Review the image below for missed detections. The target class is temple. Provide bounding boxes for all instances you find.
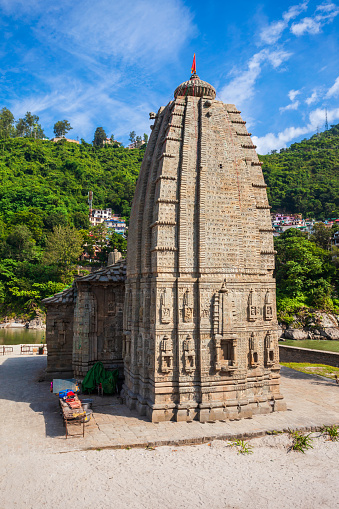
[45,71,286,422]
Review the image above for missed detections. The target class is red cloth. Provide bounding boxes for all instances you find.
[191,54,196,74]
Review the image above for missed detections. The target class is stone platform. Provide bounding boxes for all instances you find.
[0,356,338,454]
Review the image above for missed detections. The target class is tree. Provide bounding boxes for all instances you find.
[0,108,15,138]
[16,112,45,139]
[129,131,136,143]
[143,133,148,144]
[310,222,333,250]
[43,225,83,281]
[93,127,107,147]
[1,225,39,261]
[53,120,73,138]
[135,135,142,147]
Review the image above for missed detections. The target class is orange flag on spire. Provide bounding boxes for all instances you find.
[191,54,196,74]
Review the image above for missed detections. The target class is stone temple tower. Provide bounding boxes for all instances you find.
[122,71,286,422]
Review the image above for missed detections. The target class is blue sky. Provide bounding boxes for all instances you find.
[1,0,339,153]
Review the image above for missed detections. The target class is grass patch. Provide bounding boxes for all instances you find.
[322,425,339,441]
[289,431,313,453]
[280,340,339,353]
[281,362,339,380]
[230,439,253,455]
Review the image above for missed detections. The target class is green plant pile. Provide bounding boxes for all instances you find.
[261,124,339,219]
[0,137,143,319]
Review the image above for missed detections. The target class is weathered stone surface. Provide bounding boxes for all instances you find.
[320,327,339,340]
[123,72,285,422]
[284,329,310,340]
[44,259,126,379]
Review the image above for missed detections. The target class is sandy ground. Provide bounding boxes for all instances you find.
[1,355,339,509]
[1,434,339,509]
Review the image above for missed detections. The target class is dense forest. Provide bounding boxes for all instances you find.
[0,123,338,321]
[261,124,339,219]
[0,137,143,318]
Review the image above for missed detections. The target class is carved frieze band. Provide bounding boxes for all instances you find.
[150,220,176,228]
[251,161,263,166]
[259,228,275,233]
[154,175,176,184]
[231,119,246,124]
[260,250,277,255]
[227,110,241,114]
[241,143,257,149]
[150,246,178,252]
[237,132,252,136]
[256,204,272,209]
[158,153,175,161]
[156,198,179,204]
[161,136,182,143]
[252,182,267,188]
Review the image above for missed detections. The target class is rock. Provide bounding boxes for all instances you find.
[314,312,338,328]
[320,327,339,340]
[284,329,309,340]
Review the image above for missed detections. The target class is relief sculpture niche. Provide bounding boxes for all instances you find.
[183,334,195,373]
[183,288,193,322]
[264,289,273,321]
[248,332,259,368]
[264,330,275,367]
[247,289,258,322]
[160,289,171,324]
[159,335,173,373]
[213,282,237,372]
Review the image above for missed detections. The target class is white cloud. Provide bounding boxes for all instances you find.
[253,106,339,153]
[259,2,308,44]
[219,49,291,107]
[291,3,339,35]
[280,100,300,112]
[305,89,318,105]
[288,89,301,101]
[326,76,339,97]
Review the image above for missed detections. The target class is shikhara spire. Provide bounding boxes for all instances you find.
[122,72,286,422]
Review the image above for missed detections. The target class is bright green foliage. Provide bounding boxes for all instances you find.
[280,362,339,379]
[322,425,339,441]
[43,225,84,280]
[0,137,144,317]
[261,124,339,219]
[289,431,313,453]
[274,229,338,318]
[0,137,143,223]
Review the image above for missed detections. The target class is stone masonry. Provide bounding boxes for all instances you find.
[122,72,286,422]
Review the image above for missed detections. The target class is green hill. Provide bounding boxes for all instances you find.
[0,137,144,233]
[260,124,339,219]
